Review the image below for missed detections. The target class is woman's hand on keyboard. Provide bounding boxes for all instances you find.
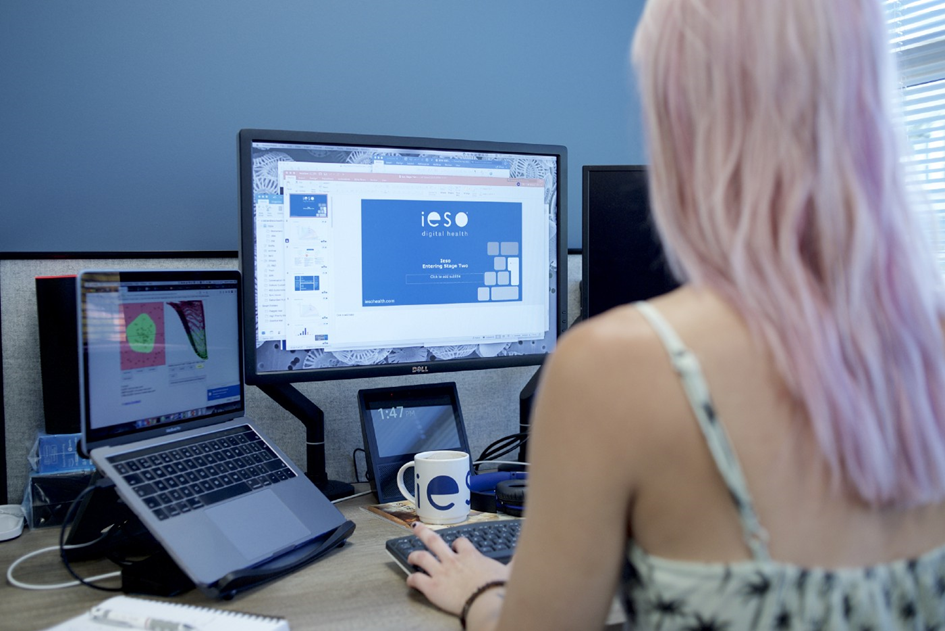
[405,522,511,618]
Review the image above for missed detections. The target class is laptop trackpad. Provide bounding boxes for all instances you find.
[206,489,311,561]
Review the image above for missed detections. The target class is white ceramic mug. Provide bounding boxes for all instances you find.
[397,450,471,525]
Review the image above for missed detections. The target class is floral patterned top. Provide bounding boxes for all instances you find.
[622,302,945,630]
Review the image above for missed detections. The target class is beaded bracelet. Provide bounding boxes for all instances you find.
[459,580,507,629]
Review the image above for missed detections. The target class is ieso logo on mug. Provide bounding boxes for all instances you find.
[397,450,471,525]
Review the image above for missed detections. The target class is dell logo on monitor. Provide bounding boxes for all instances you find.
[412,366,429,373]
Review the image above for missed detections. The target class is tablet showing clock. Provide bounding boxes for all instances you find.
[358,382,470,503]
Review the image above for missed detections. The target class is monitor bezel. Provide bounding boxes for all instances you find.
[238,128,568,386]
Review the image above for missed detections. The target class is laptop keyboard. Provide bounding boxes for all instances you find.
[386,520,522,573]
[107,425,296,521]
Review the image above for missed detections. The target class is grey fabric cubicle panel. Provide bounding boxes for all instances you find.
[0,256,583,504]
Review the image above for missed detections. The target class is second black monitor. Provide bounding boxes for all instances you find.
[581,165,678,320]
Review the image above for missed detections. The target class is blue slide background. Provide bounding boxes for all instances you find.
[289,194,328,218]
[361,199,522,306]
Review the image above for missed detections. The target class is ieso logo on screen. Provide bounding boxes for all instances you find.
[420,210,469,228]
[361,200,523,307]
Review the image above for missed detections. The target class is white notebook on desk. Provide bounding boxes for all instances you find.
[44,595,288,631]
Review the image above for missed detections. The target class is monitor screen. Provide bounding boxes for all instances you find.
[581,165,678,319]
[239,129,568,384]
[79,270,244,452]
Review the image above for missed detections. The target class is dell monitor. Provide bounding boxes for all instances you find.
[238,129,567,496]
[581,165,678,320]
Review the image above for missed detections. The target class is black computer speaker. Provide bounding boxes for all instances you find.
[35,275,81,435]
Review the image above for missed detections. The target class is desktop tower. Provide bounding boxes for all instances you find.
[35,275,81,434]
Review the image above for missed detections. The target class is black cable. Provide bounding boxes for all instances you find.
[476,432,529,470]
[478,432,528,460]
[352,447,372,483]
[58,481,123,592]
[483,438,528,464]
[478,433,523,460]
[103,517,160,567]
[477,442,518,462]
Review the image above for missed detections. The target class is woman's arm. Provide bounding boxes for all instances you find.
[407,311,657,630]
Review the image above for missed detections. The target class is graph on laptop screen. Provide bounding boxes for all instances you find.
[80,271,244,452]
[238,129,568,384]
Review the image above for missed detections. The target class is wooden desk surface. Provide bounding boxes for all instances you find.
[0,485,624,630]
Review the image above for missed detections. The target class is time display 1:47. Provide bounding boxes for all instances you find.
[377,406,405,420]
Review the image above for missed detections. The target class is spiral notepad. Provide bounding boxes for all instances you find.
[44,595,289,631]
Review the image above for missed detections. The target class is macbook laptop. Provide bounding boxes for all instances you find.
[77,269,353,598]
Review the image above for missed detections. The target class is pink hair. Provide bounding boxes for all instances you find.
[632,0,945,507]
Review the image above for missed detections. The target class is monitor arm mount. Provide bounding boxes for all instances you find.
[258,383,354,501]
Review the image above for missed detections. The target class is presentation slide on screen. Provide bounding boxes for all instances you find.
[85,287,241,430]
[360,199,523,307]
[259,163,551,352]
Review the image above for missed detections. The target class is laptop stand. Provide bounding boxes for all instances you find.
[63,475,356,599]
[210,518,356,599]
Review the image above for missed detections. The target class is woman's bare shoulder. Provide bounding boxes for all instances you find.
[539,289,741,441]
[538,301,683,436]
[551,306,660,381]
[550,289,713,383]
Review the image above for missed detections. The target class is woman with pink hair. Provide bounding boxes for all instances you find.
[405,1,945,628]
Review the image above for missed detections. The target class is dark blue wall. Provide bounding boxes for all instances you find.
[0,1,646,253]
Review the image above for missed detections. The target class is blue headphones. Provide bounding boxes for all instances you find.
[469,471,528,516]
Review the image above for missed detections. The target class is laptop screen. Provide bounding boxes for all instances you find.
[79,270,244,452]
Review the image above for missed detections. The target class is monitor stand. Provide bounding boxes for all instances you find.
[258,384,355,501]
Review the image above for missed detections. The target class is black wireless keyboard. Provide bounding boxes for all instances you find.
[386,519,523,574]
